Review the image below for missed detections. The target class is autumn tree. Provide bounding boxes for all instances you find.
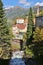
[33,27,43,57]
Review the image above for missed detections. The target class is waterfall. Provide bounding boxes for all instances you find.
[9,51,25,65]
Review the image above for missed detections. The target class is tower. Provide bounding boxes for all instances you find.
[36,5,40,16]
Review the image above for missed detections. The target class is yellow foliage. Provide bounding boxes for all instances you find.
[25,46,34,58]
[33,27,43,42]
[11,43,20,51]
[39,10,43,16]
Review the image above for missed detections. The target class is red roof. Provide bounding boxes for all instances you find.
[16,24,26,30]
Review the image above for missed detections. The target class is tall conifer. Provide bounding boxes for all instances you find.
[27,8,34,45]
[0,0,11,59]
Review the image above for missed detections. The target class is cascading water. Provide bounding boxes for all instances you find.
[9,51,38,65]
[9,51,25,65]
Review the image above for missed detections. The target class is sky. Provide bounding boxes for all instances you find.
[2,0,43,8]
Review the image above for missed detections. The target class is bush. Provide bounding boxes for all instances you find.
[24,46,34,58]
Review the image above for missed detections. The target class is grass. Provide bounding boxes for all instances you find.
[11,43,20,51]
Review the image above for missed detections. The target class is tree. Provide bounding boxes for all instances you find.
[26,7,34,45]
[39,10,43,16]
[33,27,43,57]
[33,27,43,42]
[24,8,34,58]
[0,0,11,59]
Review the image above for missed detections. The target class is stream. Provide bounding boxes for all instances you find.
[9,51,25,65]
[9,51,38,65]
[0,51,38,65]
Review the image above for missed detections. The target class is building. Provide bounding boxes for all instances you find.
[35,16,43,27]
[12,18,28,50]
[33,5,43,27]
[16,18,24,24]
[12,18,28,39]
[12,24,27,40]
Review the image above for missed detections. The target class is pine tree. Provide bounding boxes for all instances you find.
[26,7,34,45]
[0,0,11,59]
[33,27,43,56]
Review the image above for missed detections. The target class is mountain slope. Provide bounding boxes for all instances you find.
[5,6,29,20]
[5,6,43,21]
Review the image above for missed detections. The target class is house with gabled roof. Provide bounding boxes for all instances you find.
[12,18,28,40]
[12,17,28,50]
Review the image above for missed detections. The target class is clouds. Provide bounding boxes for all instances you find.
[4,6,14,9]
[19,0,31,6]
[19,0,43,7]
[3,0,43,8]
[35,2,43,6]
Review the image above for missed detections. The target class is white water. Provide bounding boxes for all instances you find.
[11,51,24,59]
[9,51,25,65]
[9,51,38,65]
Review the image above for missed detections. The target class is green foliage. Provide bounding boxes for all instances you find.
[33,27,43,57]
[25,46,34,58]
[24,8,34,58]
[23,33,27,41]
[33,27,43,42]
[0,0,11,59]
[27,8,34,39]
[39,10,43,16]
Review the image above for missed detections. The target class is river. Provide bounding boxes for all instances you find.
[9,51,25,65]
[0,51,38,65]
[9,51,38,65]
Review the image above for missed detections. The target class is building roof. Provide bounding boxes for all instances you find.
[16,24,26,30]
